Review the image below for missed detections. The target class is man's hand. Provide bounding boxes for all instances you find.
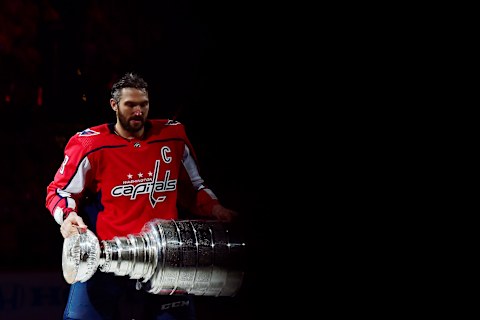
[212,204,238,222]
[60,211,88,238]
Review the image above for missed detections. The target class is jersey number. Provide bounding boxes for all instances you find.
[60,155,69,174]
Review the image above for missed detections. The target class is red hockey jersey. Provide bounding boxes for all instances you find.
[46,119,219,240]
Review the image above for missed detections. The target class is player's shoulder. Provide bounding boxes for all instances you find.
[148,119,187,136]
[149,119,184,127]
[75,123,112,139]
[67,123,114,149]
[76,124,110,137]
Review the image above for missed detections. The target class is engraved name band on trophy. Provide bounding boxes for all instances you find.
[62,219,246,297]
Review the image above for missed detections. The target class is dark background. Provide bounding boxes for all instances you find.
[0,0,274,318]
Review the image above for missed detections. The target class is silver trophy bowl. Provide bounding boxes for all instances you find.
[62,219,246,297]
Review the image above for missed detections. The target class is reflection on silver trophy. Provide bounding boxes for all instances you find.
[62,219,246,297]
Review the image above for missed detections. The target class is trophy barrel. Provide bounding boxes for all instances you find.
[138,219,246,297]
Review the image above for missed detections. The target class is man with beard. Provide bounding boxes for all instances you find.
[46,72,237,319]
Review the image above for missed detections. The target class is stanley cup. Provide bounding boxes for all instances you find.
[62,219,246,297]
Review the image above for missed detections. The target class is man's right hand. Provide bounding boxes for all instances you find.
[60,211,88,238]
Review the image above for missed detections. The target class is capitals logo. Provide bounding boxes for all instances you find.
[110,159,177,208]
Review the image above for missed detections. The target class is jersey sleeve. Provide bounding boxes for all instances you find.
[45,134,91,225]
[177,129,220,217]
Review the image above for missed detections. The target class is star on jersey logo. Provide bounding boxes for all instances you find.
[78,128,100,137]
[127,172,150,179]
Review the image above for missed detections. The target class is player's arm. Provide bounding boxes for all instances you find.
[45,136,90,237]
[179,144,237,222]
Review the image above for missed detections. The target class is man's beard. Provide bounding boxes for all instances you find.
[118,112,144,133]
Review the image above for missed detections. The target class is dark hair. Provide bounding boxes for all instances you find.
[110,72,149,103]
